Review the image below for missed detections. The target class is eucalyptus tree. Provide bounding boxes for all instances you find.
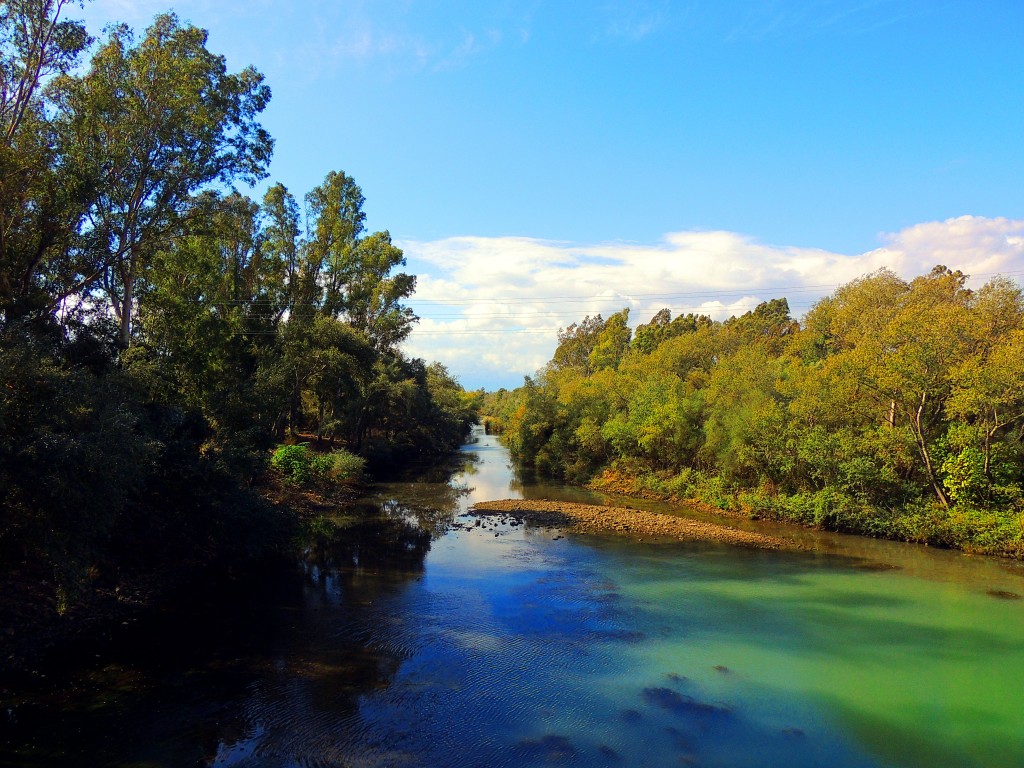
[57,12,272,346]
[588,308,631,371]
[302,170,365,319]
[346,230,416,351]
[0,0,90,320]
[550,314,606,374]
[260,183,301,320]
[944,278,1024,503]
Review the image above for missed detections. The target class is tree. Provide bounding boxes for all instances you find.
[588,308,631,371]
[0,0,91,320]
[631,308,672,355]
[1,0,89,140]
[132,192,284,436]
[57,13,272,345]
[551,314,605,374]
[945,280,1024,501]
[346,231,417,351]
[303,170,365,319]
[260,183,301,320]
[819,267,975,508]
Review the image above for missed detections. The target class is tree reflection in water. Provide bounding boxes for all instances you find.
[0,483,471,767]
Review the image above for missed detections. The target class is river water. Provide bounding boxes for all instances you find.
[3,426,1024,767]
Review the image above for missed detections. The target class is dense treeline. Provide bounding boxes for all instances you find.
[484,267,1024,557]
[0,1,477,630]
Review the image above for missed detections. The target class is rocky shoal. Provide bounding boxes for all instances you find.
[470,499,799,551]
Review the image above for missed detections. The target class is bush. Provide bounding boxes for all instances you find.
[812,487,857,530]
[692,474,736,511]
[271,444,364,485]
[324,449,365,482]
[271,443,317,484]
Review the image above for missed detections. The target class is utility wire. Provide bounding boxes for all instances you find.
[206,269,1024,308]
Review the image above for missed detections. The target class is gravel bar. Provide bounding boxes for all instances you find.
[471,499,800,551]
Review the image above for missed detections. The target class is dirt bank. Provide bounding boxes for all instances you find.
[471,499,800,551]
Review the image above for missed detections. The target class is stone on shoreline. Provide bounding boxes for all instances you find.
[470,499,799,551]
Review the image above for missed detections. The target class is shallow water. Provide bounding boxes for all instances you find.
[3,427,1024,767]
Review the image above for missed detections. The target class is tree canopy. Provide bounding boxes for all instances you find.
[485,268,1024,557]
[0,2,478,629]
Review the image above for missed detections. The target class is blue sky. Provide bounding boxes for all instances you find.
[78,1,1024,388]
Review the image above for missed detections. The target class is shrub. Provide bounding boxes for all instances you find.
[812,487,855,530]
[325,449,365,482]
[270,444,365,485]
[665,467,696,498]
[271,443,316,484]
[692,474,736,511]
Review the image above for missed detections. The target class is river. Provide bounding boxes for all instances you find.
[3,426,1024,767]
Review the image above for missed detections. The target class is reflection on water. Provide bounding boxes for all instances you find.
[2,426,1024,767]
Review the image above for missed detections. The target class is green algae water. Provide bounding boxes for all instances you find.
[3,427,1024,767]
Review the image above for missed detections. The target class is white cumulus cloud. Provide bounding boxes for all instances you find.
[399,216,1024,390]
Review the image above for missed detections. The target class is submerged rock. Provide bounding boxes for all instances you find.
[642,687,732,719]
[987,589,1022,600]
[515,734,578,763]
[598,744,621,760]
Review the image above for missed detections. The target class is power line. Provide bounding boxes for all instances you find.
[207,269,1024,308]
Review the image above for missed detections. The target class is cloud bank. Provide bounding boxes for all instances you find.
[399,216,1024,389]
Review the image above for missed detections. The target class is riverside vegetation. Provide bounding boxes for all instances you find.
[482,267,1024,558]
[0,1,478,671]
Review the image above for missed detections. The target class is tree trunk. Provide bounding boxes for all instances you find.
[289,371,301,436]
[119,276,133,347]
[910,391,950,510]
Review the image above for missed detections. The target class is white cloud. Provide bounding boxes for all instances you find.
[726,0,916,41]
[598,1,670,43]
[400,216,1024,390]
[76,0,528,80]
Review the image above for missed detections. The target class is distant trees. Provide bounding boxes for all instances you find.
[486,267,1024,557]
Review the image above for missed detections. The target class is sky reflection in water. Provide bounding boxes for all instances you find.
[3,428,1024,767]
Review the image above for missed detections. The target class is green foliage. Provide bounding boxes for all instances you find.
[56,12,273,345]
[270,443,365,485]
[271,443,316,484]
[499,270,1024,557]
[0,0,477,633]
[588,309,631,371]
[551,314,606,374]
[325,449,367,482]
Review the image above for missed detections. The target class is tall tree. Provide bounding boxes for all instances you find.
[346,230,416,351]
[0,0,90,320]
[588,308,631,371]
[57,12,272,345]
[303,170,365,319]
[551,314,606,374]
[260,183,301,321]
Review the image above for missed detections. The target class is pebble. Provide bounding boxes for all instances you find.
[470,500,798,550]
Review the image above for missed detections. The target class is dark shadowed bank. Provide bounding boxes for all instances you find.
[0,3,479,683]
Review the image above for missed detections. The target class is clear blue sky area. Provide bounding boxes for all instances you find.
[78,0,1024,388]
[82,0,1023,253]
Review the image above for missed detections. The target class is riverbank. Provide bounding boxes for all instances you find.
[471,499,800,550]
[585,465,1024,559]
[0,470,365,685]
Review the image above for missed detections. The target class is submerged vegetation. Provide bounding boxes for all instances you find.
[0,0,477,661]
[483,267,1024,557]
